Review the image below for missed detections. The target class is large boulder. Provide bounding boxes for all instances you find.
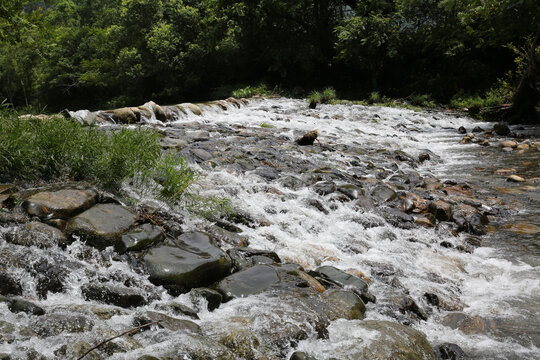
[23,189,97,219]
[65,204,137,249]
[144,232,232,295]
[0,272,22,296]
[320,289,366,320]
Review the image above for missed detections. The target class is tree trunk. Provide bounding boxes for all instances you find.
[509,30,539,124]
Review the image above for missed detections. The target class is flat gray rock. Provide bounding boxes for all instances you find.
[65,204,137,249]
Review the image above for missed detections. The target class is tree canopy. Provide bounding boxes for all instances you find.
[1,0,538,120]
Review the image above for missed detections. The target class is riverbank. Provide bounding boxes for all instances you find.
[0,98,538,359]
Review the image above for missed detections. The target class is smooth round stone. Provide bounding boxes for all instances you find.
[144,232,232,295]
[23,189,97,219]
[65,204,137,249]
[214,264,280,301]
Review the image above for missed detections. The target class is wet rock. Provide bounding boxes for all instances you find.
[472,126,484,133]
[312,265,369,295]
[23,189,97,219]
[296,130,318,146]
[66,204,137,249]
[442,312,491,334]
[415,217,435,227]
[290,351,318,360]
[500,140,517,148]
[434,343,469,360]
[144,232,232,295]
[219,328,277,360]
[507,175,525,182]
[501,147,513,152]
[321,289,366,320]
[6,221,67,248]
[32,313,94,337]
[428,200,453,221]
[306,199,329,214]
[0,272,22,296]
[82,283,147,308]
[370,184,397,203]
[32,259,67,299]
[214,264,280,301]
[190,287,223,311]
[156,302,199,319]
[280,175,306,190]
[379,207,414,228]
[493,122,510,136]
[205,225,249,247]
[452,203,488,235]
[457,126,467,134]
[255,166,281,180]
[516,143,530,150]
[418,152,431,163]
[115,223,164,253]
[330,320,436,360]
[0,296,45,316]
[312,181,337,196]
[337,184,364,200]
[109,107,139,123]
[399,296,428,321]
[424,292,440,308]
[134,311,201,333]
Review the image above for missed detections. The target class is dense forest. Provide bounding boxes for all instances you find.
[0,0,539,121]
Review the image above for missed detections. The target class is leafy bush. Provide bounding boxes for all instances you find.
[367,91,382,104]
[0,112,194,193]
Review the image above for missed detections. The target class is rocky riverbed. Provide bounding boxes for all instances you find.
[0,98,538,359]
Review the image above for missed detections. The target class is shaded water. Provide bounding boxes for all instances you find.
[1,98,538,359]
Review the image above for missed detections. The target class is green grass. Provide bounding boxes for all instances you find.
[231,84,281,98]
[308,87,338,105]
[450,82,512,114]
[0,111,195,194]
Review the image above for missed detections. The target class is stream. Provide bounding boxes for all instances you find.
[0,98,538,360]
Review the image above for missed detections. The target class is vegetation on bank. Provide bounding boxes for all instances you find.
[0,111,195,198]
[1,1,538,122]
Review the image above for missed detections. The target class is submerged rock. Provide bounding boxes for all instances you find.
[0,272,22,296]
[144,232,232,295]
[493,122,510,136]
[330,320,436,360]
[434,343,469,360]
[320,289,366,320]
[6,221,67,248]
[65,203,137,249]
[23,189,97,219]
[32,313,94,337]
[82,283,147,308]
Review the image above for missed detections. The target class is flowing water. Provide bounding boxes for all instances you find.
[1,98,538,359]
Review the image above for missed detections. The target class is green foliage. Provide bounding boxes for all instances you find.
[0,111,195,195]
[231,84,279,98]
[409,94,435,107]
[260,122,274,128]
[0,0,538,113]
[450,81,513,110]
[308,87,338,105]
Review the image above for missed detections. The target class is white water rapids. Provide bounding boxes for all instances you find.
[1,98,538,359]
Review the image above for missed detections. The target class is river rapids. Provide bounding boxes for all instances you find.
[0,98,538,360]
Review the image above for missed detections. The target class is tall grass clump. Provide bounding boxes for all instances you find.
[232,84,281,98]
[0,112,196,194]
[308,87,338,106]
